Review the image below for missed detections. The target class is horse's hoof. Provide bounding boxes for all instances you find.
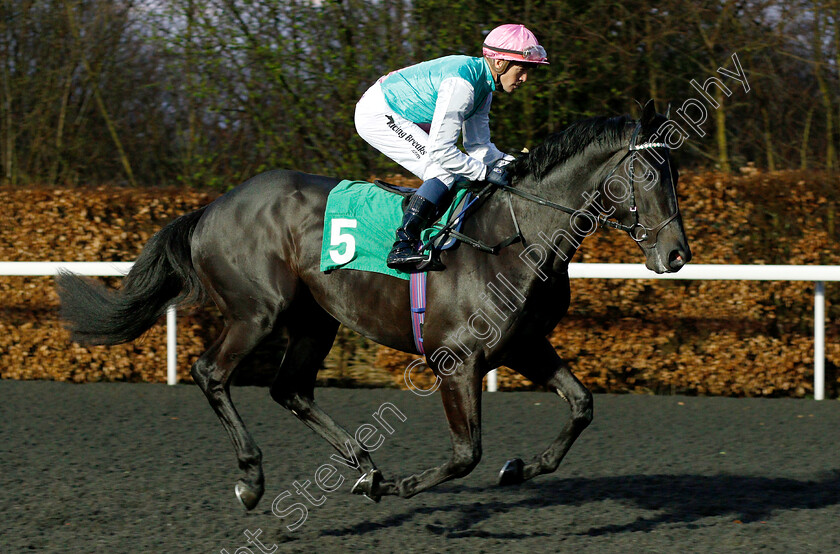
[351,469,383,503]
[235,480,262,511]
[498,458,525,486]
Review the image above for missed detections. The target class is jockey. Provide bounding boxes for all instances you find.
[354,23,548,272]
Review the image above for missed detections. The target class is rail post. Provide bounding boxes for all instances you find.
[486,368,498,392]
[814,281,825,401]
[167,305,177,385]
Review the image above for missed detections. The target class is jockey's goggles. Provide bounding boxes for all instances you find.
[483,44,548,63]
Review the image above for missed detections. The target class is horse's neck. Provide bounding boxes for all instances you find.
[514,144,624,275]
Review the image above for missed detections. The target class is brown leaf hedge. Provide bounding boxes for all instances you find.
[1,169,838,396]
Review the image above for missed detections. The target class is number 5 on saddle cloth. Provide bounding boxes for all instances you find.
[319,179,473,280]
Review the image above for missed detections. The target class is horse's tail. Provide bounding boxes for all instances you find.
[57,207,209,346]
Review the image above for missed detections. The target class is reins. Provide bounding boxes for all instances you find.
[423,182,523,255]
[425,121,680,257]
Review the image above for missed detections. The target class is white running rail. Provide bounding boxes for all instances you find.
[2,262,837,398]
[564,263,839,400]
[1,262,177,385]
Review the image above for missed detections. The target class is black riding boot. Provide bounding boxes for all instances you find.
[386,194,439,272]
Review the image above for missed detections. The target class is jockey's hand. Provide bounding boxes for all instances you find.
[485,164,510,187]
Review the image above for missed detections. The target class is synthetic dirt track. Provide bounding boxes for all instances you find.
[2,381,839,553]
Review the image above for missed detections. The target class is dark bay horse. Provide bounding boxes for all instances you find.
[57,101,691,509]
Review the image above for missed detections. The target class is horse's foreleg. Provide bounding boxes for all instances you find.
[191,319,274,510]
[391,367,484,498]
[269,315,397,502]
[502,337,593,484]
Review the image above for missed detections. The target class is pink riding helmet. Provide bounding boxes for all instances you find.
[482,24,549,65]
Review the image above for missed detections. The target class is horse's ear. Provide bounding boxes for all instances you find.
[641,99,656,127]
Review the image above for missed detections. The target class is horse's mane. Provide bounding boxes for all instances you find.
[508,115,632,181]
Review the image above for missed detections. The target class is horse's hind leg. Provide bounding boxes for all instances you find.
[269,305,396,501]
[500,336,593,485]
[191,317,275,510]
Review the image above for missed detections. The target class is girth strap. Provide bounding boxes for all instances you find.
[409,272,427,354]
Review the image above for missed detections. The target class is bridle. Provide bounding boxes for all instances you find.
[498,121,681,247]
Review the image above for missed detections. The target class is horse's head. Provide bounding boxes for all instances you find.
[598,100,691,273]
[505,103,691,275]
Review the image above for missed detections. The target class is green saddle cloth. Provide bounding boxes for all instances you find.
[320,180,468,280]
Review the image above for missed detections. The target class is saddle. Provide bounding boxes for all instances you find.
[372,179,416,197]
[373,179,457,213]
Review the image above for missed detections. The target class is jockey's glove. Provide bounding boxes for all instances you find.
[485,164,510,188]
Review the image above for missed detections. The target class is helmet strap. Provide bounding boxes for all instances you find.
[487,58,511,86]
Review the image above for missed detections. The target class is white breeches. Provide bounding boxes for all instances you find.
[354,81,457,187]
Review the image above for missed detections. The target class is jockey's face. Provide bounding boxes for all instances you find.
[496,62,532,94]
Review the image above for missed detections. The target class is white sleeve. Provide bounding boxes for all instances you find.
[426,77,490,181]
[462,93,513,166]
